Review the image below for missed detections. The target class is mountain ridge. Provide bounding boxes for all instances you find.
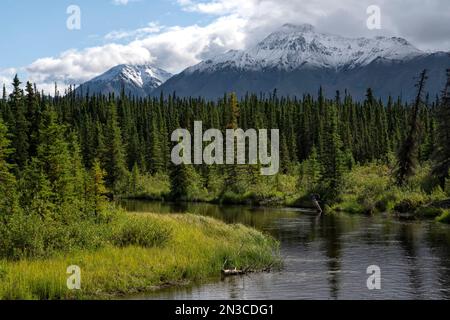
[75,64,172,97]
[154,24,450,101]
[76,24,450,101]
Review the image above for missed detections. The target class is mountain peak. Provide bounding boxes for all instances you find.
[92,64,172,88]
[77,64,172,97]
[187,24,424,74]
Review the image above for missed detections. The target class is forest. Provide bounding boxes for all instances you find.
[1,68,450,263]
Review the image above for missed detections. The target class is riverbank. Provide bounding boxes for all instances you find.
[0,213,280,299]
[122,163,450,224]
[330,163,450,222]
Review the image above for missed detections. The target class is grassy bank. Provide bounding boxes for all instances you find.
[330,163,450,222]
[0,213,280,300]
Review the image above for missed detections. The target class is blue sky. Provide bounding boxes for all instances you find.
[1,0,449,93]
[0,0,210,70]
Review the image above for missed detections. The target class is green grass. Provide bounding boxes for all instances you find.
[436,210,450,224]
[0,213,280,300]
[330,163,450,223]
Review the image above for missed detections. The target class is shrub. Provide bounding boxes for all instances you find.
[0,211,52,260]
[110,215,172,248]
[394,199,423,213]
[436,210,450,224]
[415,206,444,218]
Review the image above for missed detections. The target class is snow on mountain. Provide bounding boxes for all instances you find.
[155,24,449,101]
[187,23,424,73]
[77,64,172,97]
[91,64,172,89]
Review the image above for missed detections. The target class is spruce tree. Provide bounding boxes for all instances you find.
[103,102,128,193]
[432,69,450,185]
[321,103,345,200]
[0,119,19,220]
[25,81,40,157]
[35,106,75,210]
[9,75,29,172]
[395,70,427,186]
[87,159,108,219]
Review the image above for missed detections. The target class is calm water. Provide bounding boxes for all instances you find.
[122,200,450,300]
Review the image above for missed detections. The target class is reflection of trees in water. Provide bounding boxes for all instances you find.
[124,200,450,299]
[318,215,343,300]
[397,223,423,298]
[425,225,450,299]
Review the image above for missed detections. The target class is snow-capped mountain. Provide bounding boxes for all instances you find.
[188,24,423,73]
[155,24,450,101]
[76,64,172,97]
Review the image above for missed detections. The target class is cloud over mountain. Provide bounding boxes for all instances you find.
[2,0,449,94]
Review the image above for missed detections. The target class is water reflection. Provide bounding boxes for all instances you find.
[121,200,450,300]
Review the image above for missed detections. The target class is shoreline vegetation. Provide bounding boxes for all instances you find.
[120,161,450,224]
[0,212,280,300]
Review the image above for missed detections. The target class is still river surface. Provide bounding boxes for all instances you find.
[122,200,450,300]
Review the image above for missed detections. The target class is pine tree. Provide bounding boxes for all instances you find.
[87,159,108,219]
[25,81,40,158]
[9,75,29,172]
[0,119,19,220]
[321,103,345,200]
[130,162,141,195]
[395,70,427,186]
[224,93,248,194]
[35,106,75,210]
[432,69,450,185]
[303,145,322,191]
[103,102,128,193]
[148,110,164,173]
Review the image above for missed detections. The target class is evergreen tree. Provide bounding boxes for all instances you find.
[25,81,40,157]
[302,145,322,191]
[8,75,29,172]
[432,69,450,185]
[35,106,76,212]
[395,70,427,186]
[0,119,19,220]
[87,159,108,219]
[103,102,128,193]
[321,103,345,200]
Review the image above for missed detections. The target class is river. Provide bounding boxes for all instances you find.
[122,200,450,300]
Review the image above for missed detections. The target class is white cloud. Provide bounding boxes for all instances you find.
[25,13,248,90]
[26,43,154,85]
[105,22,163,41]
[11,0,450,94]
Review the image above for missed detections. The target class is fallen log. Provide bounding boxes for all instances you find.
[221,268,246,276]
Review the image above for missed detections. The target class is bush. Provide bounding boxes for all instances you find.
[110,215,172,248]
[0,213,112,260]
[0,212,46,260]
[415,206,444,218]
[436,210,450,224]
[394,199,424,213]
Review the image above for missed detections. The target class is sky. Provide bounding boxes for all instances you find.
[1,0,449,94]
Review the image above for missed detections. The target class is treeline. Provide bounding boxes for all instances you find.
[1,70,450,254]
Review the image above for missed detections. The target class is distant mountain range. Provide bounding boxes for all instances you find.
[75,64,172,98]
[77,24,450,101]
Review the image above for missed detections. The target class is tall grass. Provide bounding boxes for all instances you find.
[0,213,280,300]
[332,163,449,220]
